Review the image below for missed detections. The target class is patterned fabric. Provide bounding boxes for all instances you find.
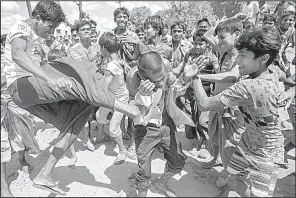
[219,65,285,164]
[227,147,278,197]
[4,20,42,87]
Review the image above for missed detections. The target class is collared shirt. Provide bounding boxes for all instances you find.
[4,20,42,87]
[67,42,101,64]
[168,39,194,69]
[111,28,139,63]
[219,65,284,164]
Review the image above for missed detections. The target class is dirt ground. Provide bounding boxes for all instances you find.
[5,117,295,197]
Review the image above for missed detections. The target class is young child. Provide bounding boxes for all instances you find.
[177,28,219,158]
[188,27,285,197]
[99,32,131,165]
[262,13,277,28]
[127,45,187,197]
[195,18,246,170]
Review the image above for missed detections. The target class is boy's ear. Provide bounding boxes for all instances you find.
[260,54,270,64]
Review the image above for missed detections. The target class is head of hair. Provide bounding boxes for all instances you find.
[113,7,130,20]
[193,29,208,42]
[90,19,97,26]
[1,34,7,45]
[263,14,277,24]
[32,0,65,23]
[215,18,243,35]
[197,17,210,26]
[99,32,120,54]
[243,20,255,31]
[144,15,164,36]
[171,21,185,33]
[73,20,91,32]
[282,11,296,20]
[135,27,144,34]
[235,27,281,67]
[47,49,66,62]
[138,52,164,77]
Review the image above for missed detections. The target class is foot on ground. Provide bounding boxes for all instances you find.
[154,180,177,197]
[33,176,66,196]
[84,140,95,151]
[113,150,127,165]
[201,159,222,169]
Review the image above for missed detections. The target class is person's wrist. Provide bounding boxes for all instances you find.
[193,75,200,81]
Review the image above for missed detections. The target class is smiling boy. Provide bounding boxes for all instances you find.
[189,27,285,197]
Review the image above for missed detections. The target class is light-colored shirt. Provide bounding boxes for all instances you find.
[67,42,101,63]
[168,39,194,69]
[106,60,129,103]
[4,20,42,87]
[219,65,284,164]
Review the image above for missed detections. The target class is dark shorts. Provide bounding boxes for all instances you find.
[133,112,187,189]
[8,58,116,141]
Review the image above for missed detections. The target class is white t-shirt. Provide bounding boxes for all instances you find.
[241,1,260,24]
[106,60,129,103]
[4,20,43,87]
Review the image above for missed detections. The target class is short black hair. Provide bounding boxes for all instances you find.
[99,32,120,54]
[215,18,243,35]
[144,15,164,36]
[235,27,281,67]
[193,29,208,42]
[135,27,144,34]
[73,20,91,32]
[138,51,164,77]
[1,34,7,45]
[171,21,185,33]
[263,14,277,24]
[197,17,210,26]
[32,0,65,23]
[113,7,130,19]
[47,49,66,62]
[282,11,296,20]
[90,19,97,26]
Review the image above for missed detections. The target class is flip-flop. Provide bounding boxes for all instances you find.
[32,183,66,196]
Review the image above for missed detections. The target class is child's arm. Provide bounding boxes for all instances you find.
[204,27,219,53]
[104,71,114,90]
[199,65,241,83]
[284,73,296,88]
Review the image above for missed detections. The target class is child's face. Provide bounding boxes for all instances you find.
[115,13,129,29]
[236,48,261,76]
[217,29,238,53]
[145,24,157,41]
[193,39,207,54]
[281,15,295,31]
[78,24,91,40]
[172,26,184,41]
[37,19,61,39]
[137,32,145,42]
[198,22,210,31]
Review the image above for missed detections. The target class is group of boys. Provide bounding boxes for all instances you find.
[1,0,295,197]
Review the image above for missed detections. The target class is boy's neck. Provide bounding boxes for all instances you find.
[226,47,238,56]
[172,39,181,50]
[81,39,91,49]
[249,66,269,79]
[106,53,120,62]
[115,27,127,35]
[148,35,162,46]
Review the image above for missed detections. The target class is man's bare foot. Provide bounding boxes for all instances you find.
[113,150,127,165]
[188,148,197,157]
[33,175,66,195]
[154,180,177,197]
[201,159,222,169]
[84,140,95,151]
[127,147,137,160]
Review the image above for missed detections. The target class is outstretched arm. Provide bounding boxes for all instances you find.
[199,65,241,83]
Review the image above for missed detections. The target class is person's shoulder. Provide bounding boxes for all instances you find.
[69,42,81,50]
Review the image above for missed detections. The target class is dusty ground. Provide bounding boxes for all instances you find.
[5,117,295,197]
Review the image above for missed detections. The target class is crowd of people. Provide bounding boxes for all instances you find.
[1,0,295,197]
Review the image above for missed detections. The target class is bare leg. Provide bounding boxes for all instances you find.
[32,131,80,195]
[18,150,33,173]
[67,144,77,169]
[227,176,250,197]
[113,99,141,121]
[154,170,177,197]
[80,124,95,151]
[113,135,127,165]
[1,163,13,197]
[127,133,137,160]
[202,144,222,169]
